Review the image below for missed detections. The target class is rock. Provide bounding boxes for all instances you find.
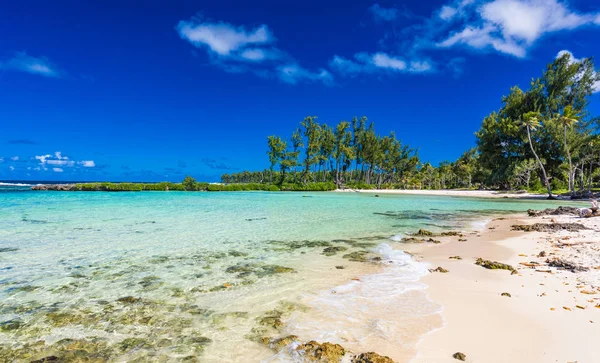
[453,352,466,361]
[501,292,511,297]
[537,251,546,258]
[323,246,348,256]
[352,352,395,363]
[415,229,434,236]
[546,258,589,272]
[335,266,345,269]
[527,206,580,217]
[295,341,346,362]
[449,256,462,260]
[117,296,141,304]
[270,335,300,350]
[511,223,589,233]
[475,258,517,274]
[440,231,463,237]
[429,266,449,273]
[30,357,60,363]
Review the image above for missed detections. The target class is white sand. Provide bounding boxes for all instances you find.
[334,189,565,199]
[406,214,600,363]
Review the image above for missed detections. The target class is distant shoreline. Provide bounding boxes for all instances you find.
[334,188,577,200]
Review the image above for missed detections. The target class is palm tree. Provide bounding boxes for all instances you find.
[557,105,580,196]
[519,112,554,199]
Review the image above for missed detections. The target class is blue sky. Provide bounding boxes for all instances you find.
[1,0,599,182]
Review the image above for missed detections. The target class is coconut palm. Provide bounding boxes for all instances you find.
[519,112,553,199]
[557,105,580,195]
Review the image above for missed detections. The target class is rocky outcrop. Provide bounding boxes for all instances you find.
[527,206,580,217]
[31,184,75,191]
[475,258,517,274]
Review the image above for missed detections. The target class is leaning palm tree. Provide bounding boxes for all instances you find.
[519,112,553,199]
[557,105,580,196]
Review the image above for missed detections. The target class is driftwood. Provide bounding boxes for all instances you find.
[546,257,589,272]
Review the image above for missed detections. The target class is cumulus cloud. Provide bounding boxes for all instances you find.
[330,52,433,76]
[438,0,600,58]
[176,20,273,57]
[176,17,332,85]
[0,157,4,163]
[369,4,399,22]
[0,52,60,77]
[52,168,63,173]
[10,156,19,161]
[34,151,96,170]
[9,166,15,171]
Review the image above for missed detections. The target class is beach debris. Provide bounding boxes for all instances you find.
[512,223,590,233]
[449,256,462,260]
[295,340,346,362]
[351,352,395,363]
[501,292,512,297]
[458,238,467,242]
[546,258,589,272]
[452,352,467,361]
[518,253,527,257]
[535,270,553,273]
[581,290,596,295]
[563,306,571,311]
[519,262,540,267]
[335,266,345,269]
[527,206,580,217]
[429,266,449,273]
[538,251,547,257]
[550,307,556,311]
[576,305,586,310]
[475,258,517,274]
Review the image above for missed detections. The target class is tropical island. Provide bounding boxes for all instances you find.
[33,53,600,199]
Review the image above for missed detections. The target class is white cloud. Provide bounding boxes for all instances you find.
[239,48,282,62]
[10,166,15,171]
[78,160,96,167]
[0,157,4,163]
[52,168,64,173]
[438,0,600,58]
[369,4,399,22]
[10,156,19,161]
[176,20,273,56]
[34,151,96,169]
[556,50,600,93]
[330,52,434,76]
[0,52,60,77]
[277,64,333,85]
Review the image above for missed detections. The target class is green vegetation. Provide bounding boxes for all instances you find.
[223,53,600,198]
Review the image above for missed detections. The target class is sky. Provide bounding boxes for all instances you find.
[1,0,599,182]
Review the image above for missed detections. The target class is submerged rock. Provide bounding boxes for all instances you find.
[270,335,300,350]
[475,258,517,274]
[352,352,395,363]
[322,246,348,256]
[30,356,60,363]
[0,319,24,332]
[117,296,141,304]
[0,247,19,253]
[295,341,346,362]
[511,223,589,233]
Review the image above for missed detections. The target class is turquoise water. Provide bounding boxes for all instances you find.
[0,189,582,362]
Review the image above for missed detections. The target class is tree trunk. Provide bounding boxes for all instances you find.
[527,126,554,199]
[564,126,574,195]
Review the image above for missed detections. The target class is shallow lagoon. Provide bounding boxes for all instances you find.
[0,190,582,361]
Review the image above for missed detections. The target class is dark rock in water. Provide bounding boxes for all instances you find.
[475,258,517,274]
[343,251,370,262]
[119,337,151,351]
[322,246,348,256]
[527,206,580,217]
[374,195,379,197]
[270,335,300,350]
[0,247,19,253]
[117,296,141,304]
[352,352,395,363]
[414,229,434,236]
[546,257,589,272]
[453,352,466,361]
[295,340,346,362]
[30,356,60,363]
[0,319,24,332]
[501,292,512,297]
[246,217,267,221]
[511,223,589,233]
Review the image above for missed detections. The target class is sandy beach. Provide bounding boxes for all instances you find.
[404,210,600,363]
[335,188,565,200]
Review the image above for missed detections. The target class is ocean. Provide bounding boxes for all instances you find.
[0,188,579,362]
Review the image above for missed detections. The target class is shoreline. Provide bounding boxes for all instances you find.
[404,211,600,362]
[334,188,573,200]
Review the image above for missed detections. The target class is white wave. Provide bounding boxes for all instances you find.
[470,218,491,231]
[0,182,32,186]
[389,234,404,241]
